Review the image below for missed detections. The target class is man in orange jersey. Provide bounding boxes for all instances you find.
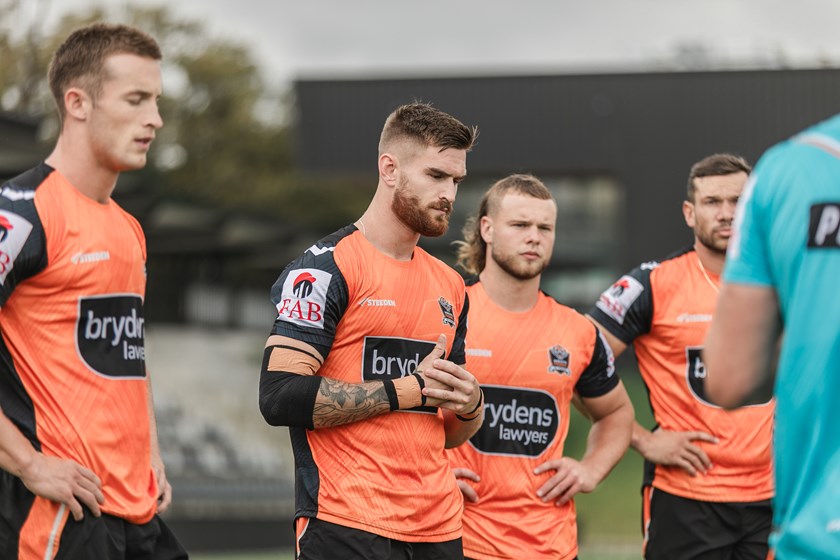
[259,103,483,559]
[588,153,774,559]
[447,174,634,560]
[0,24,186,559]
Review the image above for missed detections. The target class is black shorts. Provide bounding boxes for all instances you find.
[642,486,772,560]
[0,470,187,559]
[296,517,463,560]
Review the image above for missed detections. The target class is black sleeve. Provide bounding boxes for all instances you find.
[575,327,620,398]
[449,292,469,365]
[0,171,50,306]
[587,262,655,345]
[258,346,323,430]
[269,226,352,359]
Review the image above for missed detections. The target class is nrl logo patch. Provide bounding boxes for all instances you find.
[438,296,456,327]
[548,345,571,375]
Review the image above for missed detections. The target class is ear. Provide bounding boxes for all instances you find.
[682,200,696,228]
[378,152,398,187]
[64,87,90,121]
[479,215,493,244]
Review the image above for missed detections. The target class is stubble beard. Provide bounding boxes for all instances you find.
[490,246,548,281]
[391,179,451,238]
[696,225,729,256]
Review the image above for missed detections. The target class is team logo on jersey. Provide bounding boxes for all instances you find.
[685,346,771,407]
[276,268,331,330]
[595,274,644,325]
[469,385,559,457]
[0,216,14,242]
[361,336,439,413]
[547,345,571,375]
[292,272,317,298]
[77,294,146,378]
[0,209,33,285]
[808,202,840,248]
[438,297,456,327]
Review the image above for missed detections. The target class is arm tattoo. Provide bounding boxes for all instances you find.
[312,378,392,428]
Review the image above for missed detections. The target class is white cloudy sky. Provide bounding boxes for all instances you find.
[18,0,840,89]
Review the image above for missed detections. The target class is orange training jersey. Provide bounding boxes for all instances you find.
[0,164,156,522]
[446,280,619,560]
[269,225,468,542]
[589,246,774,502]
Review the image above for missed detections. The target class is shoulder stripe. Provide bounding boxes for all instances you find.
[795,132,840,161]
[269,344,323,365]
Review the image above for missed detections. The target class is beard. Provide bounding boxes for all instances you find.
[391,178,452,237]
[695,225,729,256]
[490,245,549,281]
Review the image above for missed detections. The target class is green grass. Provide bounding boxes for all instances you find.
[571,370,653,543]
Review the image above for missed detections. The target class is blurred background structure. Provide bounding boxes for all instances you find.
[2,0,840,555]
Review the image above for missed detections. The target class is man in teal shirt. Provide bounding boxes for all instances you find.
[706,115,840,559]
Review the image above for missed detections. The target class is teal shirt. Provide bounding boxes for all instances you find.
[725,114,840,559]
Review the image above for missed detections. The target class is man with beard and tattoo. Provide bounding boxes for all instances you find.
[259,103,482,560]
[588,154,775,559]
[446,174,633,560]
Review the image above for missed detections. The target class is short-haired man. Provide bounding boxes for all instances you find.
[706,118,840,559]
[588,154,774,559]
[446,174,633,559]
[0,23,186,559]
[259,103,482,559]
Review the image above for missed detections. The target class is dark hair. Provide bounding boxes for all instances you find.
[378,102,477,154]
[48,23,162,122]
[455,174,554,275]
[687,153,751,201]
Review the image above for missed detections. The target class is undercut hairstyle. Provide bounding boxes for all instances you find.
[378,102,478,155]
[687,153,751,202]
[48,23,162,122]
[455,174,554,276]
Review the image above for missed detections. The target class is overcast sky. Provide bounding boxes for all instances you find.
[23,0,840,89]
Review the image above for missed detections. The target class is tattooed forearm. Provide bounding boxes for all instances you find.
[312,378,392,428]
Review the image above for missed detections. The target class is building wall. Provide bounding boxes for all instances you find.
[295,69,840,272]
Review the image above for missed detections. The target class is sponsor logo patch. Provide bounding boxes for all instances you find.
[685,346,770,407]
[808,202,840,248]
[358,297,396,307]
[438,296,456,327]
[0,210,33,285]
[76,294,146,378]
[469,385,559,457]
[362,336,439,413]
[276,268,331,329]
[677,313,713,323]
[595,275,644,325]
[547,345,571,375]
[71,251,110,265]
[466,348,492,357]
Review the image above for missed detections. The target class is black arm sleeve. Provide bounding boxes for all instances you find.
[575,327,620,398]
[258,346,322,430]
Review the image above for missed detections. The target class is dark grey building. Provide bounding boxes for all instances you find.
[295,68,840,304]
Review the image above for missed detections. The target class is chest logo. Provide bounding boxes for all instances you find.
[469,385,559,457]
[438,296,456,328]
[547,345,571,375]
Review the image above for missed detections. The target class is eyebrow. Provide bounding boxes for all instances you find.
[426,166,467,182]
